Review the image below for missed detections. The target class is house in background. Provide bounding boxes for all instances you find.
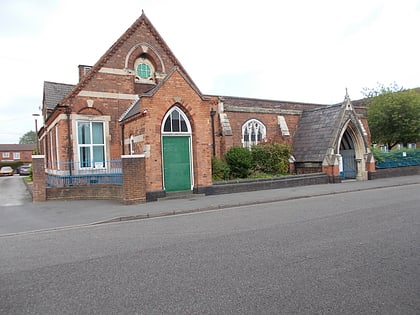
[0,144,35,164]
[38,12,374,202]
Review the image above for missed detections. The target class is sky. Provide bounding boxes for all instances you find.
[0,0,419,143]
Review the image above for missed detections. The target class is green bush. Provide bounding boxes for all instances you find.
[251,143,291,175]
[211,156,230,181]
[224,146,253,178]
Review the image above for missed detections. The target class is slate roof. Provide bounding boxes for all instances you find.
[292,104,343,162]
[43,81,75,111]
[0,144,35,152]
[220,96,325,112]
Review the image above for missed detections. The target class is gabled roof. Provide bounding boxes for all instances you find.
[60,11,193,105]
[292,104,343,162]
[43,81,75,111]
[119,66,205,122]
[0,144,35,152]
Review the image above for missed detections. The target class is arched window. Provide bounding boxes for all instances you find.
[162,107,191,134]
[242,119,266,148]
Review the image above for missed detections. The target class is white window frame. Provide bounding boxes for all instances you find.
[2,152,10,158]
[55,124,60,170]
[161,106,192,135]
[76,120,106,169]
[242,119,266,148]
[13,152,20,160]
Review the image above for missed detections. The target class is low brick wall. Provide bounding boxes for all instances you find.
[47,185,122,201]
[204,173,329,195]
[368,165,420,180]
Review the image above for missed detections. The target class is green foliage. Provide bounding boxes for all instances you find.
[224,146,253,178]
[251,143,291,174]
[19,130,37,144]
[363,83,420,149]
[211,156,230,181]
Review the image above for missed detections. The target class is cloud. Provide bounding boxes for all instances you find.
[0,0,419,143]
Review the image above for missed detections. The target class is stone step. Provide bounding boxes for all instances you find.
[157,191,205,201]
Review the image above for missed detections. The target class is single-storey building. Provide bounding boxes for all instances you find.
[38,12,374,202]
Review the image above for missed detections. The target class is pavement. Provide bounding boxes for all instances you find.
[1,175,419,236]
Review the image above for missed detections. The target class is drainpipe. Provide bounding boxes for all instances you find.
[121,123,125,156]
[65,106,73,177]
[210,108,216,156]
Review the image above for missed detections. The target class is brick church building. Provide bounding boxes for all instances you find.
[39,12,375,201]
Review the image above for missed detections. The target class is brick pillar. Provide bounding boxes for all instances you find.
[322,155,341,183]
[122,154,146,205]
[366,152,376,172]
[32,155,46,202]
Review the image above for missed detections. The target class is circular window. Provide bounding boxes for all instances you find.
[136,63,151,79]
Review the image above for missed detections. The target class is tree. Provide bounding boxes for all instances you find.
[363,83,420,149]
[19,130,37,144]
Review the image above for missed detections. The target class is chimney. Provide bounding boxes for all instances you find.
[78,65,92,82]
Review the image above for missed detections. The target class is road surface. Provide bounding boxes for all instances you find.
[1,182,419,314]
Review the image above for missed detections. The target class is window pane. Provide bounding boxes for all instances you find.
[78,122,90,144]
[180,115,187,132]
[163,116,171,132]
[93,146,105,167]
[172,111,180,132]
[92,122,104,144]
[137,63,151,79]
[80,147,91,167]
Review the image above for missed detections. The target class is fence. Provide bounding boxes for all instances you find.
[46,159,122,187]
[373,149,420,169]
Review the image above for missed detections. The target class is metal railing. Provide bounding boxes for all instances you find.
[46,160,122,187]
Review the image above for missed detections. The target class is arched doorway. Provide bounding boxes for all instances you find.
[161,106,193,192]
[340,129,356,178]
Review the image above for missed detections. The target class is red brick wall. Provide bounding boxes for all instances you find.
[122,155,146,204]
[32,155,46,202]
[224,112,300,148]
[47,185,122,201]
[123,70,217,192]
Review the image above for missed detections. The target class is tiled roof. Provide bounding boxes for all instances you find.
[220,96,325,112]
[43,81,75,111]
[292,104,343,162]
[0,144,35,151]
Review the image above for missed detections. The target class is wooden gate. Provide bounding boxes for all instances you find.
[341,149,356,178]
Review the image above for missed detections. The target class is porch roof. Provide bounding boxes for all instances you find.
[292,104,343,162]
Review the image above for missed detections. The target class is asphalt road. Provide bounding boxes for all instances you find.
[0,174,31,207]
[1,182,419,314]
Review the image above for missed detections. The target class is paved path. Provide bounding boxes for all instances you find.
[1,175,419,235]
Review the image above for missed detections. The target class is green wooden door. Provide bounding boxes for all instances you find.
[162,136,191,192]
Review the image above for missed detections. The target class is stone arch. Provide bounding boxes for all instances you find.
[125,42,165,73]
[337,119,368,180]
